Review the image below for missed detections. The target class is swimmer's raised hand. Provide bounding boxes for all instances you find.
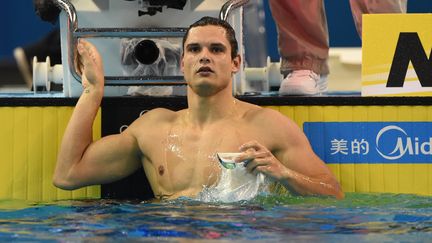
[76,39,105,92]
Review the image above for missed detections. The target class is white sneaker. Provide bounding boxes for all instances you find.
[279,70,326,95]
[318,74,328,93]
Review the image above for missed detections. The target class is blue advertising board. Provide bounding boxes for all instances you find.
[304,122,432,164]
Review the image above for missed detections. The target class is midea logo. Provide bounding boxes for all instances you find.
[376,125,432,160]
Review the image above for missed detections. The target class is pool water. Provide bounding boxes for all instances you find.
[0,193,431,242]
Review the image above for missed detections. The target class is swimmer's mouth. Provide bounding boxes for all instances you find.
[197,66,214,74]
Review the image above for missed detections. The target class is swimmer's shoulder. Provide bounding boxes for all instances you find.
[128,107,184,129]
[135,107,180,124]
[239,101,280,121]
[240,101,295,130]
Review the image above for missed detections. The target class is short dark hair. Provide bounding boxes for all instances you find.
[182,16,238,59]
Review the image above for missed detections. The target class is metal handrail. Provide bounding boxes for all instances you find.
[219,0,249,21]
[53,0,81,84]
[74,28,187,38]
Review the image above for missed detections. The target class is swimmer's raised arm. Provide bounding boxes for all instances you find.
[236,108,344,199]
[53,40,142,190]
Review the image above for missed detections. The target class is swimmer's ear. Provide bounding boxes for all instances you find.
[231,54,241,74]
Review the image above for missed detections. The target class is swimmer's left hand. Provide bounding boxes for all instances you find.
[236,140,287,181]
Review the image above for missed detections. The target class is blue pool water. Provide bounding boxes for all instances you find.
[0,193,431,242]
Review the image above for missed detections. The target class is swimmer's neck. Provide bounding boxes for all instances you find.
[186,87,237,126]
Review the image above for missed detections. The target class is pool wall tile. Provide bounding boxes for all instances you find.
[0,99,431,200]
[0,107,101,201]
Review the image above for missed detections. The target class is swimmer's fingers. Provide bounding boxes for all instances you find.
[77,40,99,70]
[244,157,268,174]
[252,165,274,176]
[239,140,266,152]
[243,152,286,180]
[243,151,272,171]
[76,39,105,87]
[235,150,269,163]
[75,42,84,76]
[238,140,286,178]
[237,140,267,162]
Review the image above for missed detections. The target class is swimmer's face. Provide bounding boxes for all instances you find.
[181,25,241,97]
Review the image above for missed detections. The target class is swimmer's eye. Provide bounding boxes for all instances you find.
[186,44,201,53]
[210,45,225,54]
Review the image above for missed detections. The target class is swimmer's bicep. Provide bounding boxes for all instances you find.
[276,119,330,177]
[75,132,142,184]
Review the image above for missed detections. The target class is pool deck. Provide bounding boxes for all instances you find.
[1,93,432,107]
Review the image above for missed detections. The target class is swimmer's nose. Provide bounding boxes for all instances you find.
[199,56,210,64]
[199,48,211,64]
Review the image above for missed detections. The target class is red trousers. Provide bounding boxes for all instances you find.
[269,0,407,75]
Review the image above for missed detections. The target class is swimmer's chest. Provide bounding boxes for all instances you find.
[146,123,260,189]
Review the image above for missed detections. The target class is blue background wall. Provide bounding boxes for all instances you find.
[0,1,58,59]
[1,1,432,60]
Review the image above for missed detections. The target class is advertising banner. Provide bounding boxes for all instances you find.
[362,14,432,96]
[304,122,432,163]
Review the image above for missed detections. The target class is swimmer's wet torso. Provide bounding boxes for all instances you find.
[127,100,274,200]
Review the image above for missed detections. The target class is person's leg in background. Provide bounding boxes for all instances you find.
[349,0,408,38]
[269,0,329,95]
